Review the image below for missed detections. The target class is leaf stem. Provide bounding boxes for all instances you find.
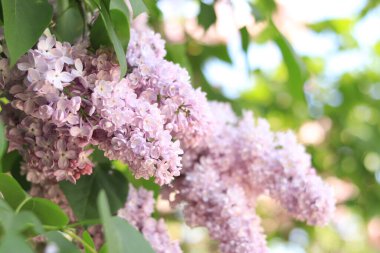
[124,0,134,22]
[43,225,60,231]
[75,0,88,36]
[67,219,101,228]
[15,196,31,213]
[64,229,98,253]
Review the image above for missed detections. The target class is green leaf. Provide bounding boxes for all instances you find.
[142,0,161,19]
[203,44,232,64]
[56,0,70,10]
[111,217,155,253]
[308,19,354,34]
[103,0,111,9]
[249,4,265,22]
[109,0,129,15]
[11,211,44,235]
[1,150,21,173]
[374,41,380,56]
[109,0,153,18]
[10,155,31,192]
[198,2,216,30]
[45,231,81,253]
[97,191,111,236]
[239,27,250,53]
[0,233,34,253]
[271,22,307,101]
[92,0,129,78]
[60,163,128,220]
[130,0,147,16]
[54,1,85,43]
[360,0,380,17]
[0,121,7,163]
[166,43,193,78]
[90,16,111,49]
[0,173,27,210]
[249,0,276,22]
[0,199,14,230]
[114,217,156,252]
[109,9,130,49]
[20,198,69,227]
[91,148,109,164]
[2,0,53,66]
[91,9,130,50]
[82,231,96,253]
[0,2,3,24]
[114,161,159,198]
[99,243,108,253]
[97,192,155,253]
[254,23,276,44]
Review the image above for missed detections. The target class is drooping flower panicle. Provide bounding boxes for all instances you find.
[0,19,210,185]
[166,102,335,253]
[0,16,335,253]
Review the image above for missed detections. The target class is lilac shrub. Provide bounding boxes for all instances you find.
[0,18,334,253]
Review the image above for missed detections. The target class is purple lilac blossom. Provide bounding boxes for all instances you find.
[175,161,269,253]
[0,16,335,252]
[166,101,335,253]
[0,18,210,185]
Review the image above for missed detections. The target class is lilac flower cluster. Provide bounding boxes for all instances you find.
[118,185,182,253]
[127,20,211,149]
[0,19,210,185]
[0,15,335,252]
[1,37,94,183]
[167,102,335,253]
[175,164,268,252]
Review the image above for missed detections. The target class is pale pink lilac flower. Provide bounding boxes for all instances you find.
[0,17,335,252]
[46,60,74,90]
[237,112,335,226]
[166,101,335,253]
[178,162,268,253]
[2,107,93,184]
[93,77,183,185]
[36,36,56,58]
[50,41,75,65]
[0,19,210,185]
[126,16,212,149]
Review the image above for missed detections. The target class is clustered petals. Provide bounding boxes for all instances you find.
[0,19,210,185]
[0,18,335,253]
[166,102,336,253]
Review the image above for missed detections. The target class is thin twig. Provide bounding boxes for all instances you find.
[64,229,97,253]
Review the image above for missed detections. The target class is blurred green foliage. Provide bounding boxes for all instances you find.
[160,0,380,252]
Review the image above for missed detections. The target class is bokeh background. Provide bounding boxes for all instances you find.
[144,0,380,252]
